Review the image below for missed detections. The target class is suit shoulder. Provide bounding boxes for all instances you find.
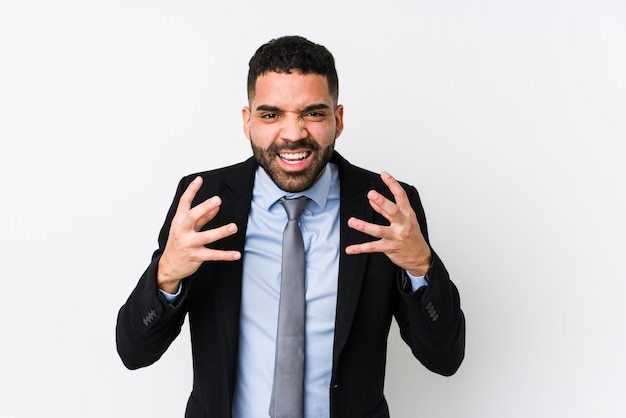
[340,159,416,193]
[183,157,256,182]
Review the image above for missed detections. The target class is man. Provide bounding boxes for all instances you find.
[116,35,465,418]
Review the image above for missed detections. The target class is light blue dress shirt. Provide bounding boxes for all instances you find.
[233,164,340,418]
[160,162,427,417]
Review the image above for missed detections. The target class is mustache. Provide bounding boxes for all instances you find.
[268,139,320,153]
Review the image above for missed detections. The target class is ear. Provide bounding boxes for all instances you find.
[242,106,251,140]
[334,104,344,139]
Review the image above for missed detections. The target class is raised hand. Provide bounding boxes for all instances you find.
[157,176,241,293]
[345,172,432,277]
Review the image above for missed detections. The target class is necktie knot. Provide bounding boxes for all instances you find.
[280,196,309,221]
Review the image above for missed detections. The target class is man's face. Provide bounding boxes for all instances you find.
[242,71,344,192]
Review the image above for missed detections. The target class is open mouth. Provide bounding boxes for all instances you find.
[278,151,311,165]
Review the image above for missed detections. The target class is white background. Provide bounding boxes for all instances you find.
[1,1,625,417]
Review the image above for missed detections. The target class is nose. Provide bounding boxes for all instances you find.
[280,113,308,142]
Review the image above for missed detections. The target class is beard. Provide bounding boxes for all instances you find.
[250,137,335,193]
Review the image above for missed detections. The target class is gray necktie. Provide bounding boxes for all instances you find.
[269,196,309,418]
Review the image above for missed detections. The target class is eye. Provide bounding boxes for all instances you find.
[261,113,279,119]
[303,111,325,120]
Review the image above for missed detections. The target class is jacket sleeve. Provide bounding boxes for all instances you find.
[393,185,465,376]
[115,177,191,370]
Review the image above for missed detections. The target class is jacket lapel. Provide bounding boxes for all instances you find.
[211,157,257,387]
[332,152,376,366]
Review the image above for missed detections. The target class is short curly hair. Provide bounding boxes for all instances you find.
[247,35,339,103]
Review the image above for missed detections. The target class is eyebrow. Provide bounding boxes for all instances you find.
[255,103,331,113]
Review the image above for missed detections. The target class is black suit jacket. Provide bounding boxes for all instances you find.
[116,152,465,417]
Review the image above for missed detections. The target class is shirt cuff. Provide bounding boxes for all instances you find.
[405,270,428,292]
[158,282,182,303]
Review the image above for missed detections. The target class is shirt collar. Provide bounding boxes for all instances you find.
[254,163,334,211]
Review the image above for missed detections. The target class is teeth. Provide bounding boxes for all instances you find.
[279,152,308,161]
